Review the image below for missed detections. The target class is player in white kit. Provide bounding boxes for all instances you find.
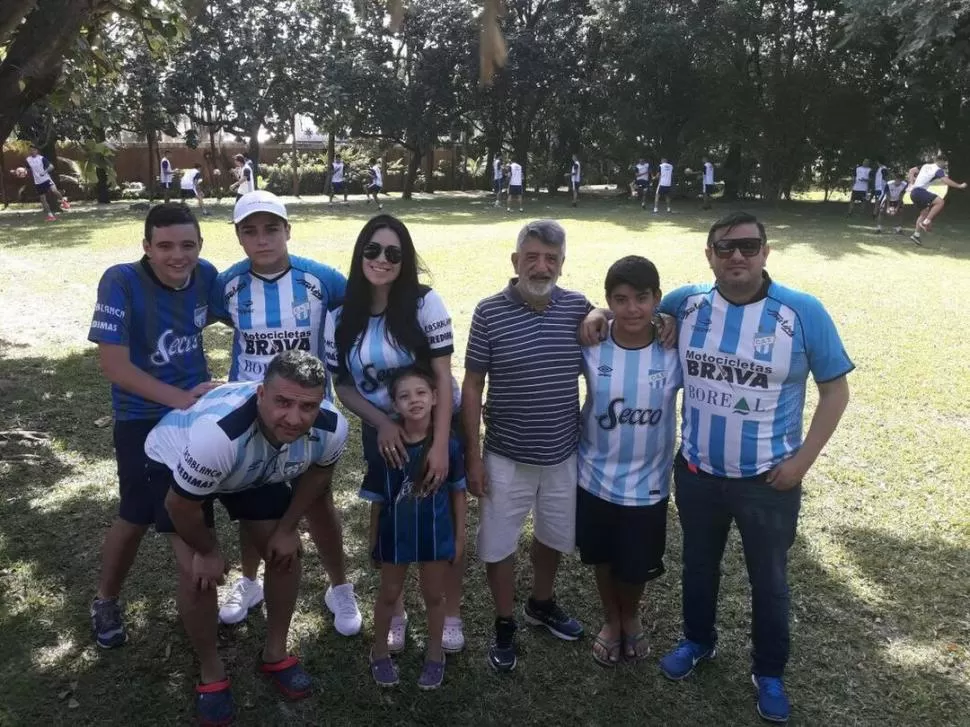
[507,159,524,212]
[653,159,674,214]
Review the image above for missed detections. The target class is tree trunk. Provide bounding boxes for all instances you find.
[146,129,156,199]
[290,113,300,197]
[723,142,741,201]
[0,145,8,207]
[402,147,422,200]
[94,125,110,204]
[247,122,261,183]
[424,146,435,194]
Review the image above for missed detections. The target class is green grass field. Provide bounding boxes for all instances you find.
[1,191,968,726]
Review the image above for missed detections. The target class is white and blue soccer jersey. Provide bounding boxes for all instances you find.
[660,275,854,479]
[88,258,218,420]
[659,163,674,187]
[331,161,345,183]
[704,162,715,186]
[578,324,682,506]
[913,163,945,189]
[635,163,650,181]
[853,166,871,192]
[875,165,887,191]
[886,180,907,202]
[145,381,348,499]
[324,288,459,414]
[571,161,581,183]
[210,255,347,382]
[26,155,52,185]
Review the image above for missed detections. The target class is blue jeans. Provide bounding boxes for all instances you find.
[674,456,801,677]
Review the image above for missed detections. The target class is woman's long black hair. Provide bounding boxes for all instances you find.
[334,214,431,379]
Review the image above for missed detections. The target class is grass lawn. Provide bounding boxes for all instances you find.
[0,191,968,726]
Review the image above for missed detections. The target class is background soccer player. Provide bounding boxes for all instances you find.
[25,144,68,221]
[702,157,715,210]
[160,150,174,203]
[846,158,871,217]
[633,158,651,209]
[875,170,907,234]
[568,154,581,207]
[329,153,348,203]
[367,157,384,210]
[653,158,673,214]
[493,153,505,207]
[179,163,208,216]
[507,158,524,212]
[906,153,967,245]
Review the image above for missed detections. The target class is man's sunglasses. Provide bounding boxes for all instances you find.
[362,241,403,264]
[710,237,764,259]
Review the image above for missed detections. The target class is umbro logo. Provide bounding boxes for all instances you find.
[597,365,613,377]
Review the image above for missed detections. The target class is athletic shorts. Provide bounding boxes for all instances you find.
[114,418,170,527]
[368,184,382,193]
[476,451,577,562]
[910,187,937,209]
[508,184,523,196]
[570,179,581,192]
[870,186,885,200]
[332,181,345,194]
[635,179,650,190]
[146,459,293,533]
[160,181,172,190]
[657,185,672,198]
[493,178,504,194]
[704,184,716,196]
[179,188,196,199]
[851,190,868,202]
[35,180,53,194]
[576,487,668,584]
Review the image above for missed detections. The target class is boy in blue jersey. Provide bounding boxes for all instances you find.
[208,190,361,635]
[655,212,852,724]
[577,256,682,667]
[144,351,349,724]
[87,203,220,650]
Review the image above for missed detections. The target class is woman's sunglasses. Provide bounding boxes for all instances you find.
[362,241,403,264]
[710,237,763,259]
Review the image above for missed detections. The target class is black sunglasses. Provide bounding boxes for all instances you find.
[362,241,403,264]
[711,237,763,259]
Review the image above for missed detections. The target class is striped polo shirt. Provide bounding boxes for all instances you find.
[465,279,593,466]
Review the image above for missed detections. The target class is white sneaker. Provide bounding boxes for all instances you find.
[218,577,263,625]
[442,616,465,654]
[388,612,408,653]
[324,583,363,636]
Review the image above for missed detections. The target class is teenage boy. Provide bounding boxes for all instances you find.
[906,154,967,245]
[507,159,524,212]
[875,171,907,235]
[329,154,348,203]
[654,158,673,214]
[25,144,69,221]
[367,158,384,210]
[179,163,209,216]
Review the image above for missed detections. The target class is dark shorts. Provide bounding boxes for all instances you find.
[35,180,53,194]
[493,178,504,193]
[870,186,885,200]
[146,459,293,533]
[114,418,170,527]
[576,486,668,585]
[332,181,345,193]
[368,184,382,193]
[910,187,938,209]
[657,185,672,198]
[161,181,172,190]
[571,179,581,191]
[851,189,868,202]
[508,184,523,196]
[635,179,650,190]
[704,184,716,196]
[179,188,197,199]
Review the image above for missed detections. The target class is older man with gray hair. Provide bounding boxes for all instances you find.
[462,219,593,673]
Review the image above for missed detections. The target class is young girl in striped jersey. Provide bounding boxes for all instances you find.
[361,366,467,690]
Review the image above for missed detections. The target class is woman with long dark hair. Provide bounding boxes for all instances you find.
[324,214,466,654]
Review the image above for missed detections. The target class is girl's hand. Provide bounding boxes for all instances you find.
[420,439,450,492]
[376,419,408,469]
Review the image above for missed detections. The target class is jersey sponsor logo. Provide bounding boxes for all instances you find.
[150,329,202,366]
[224,280,247,303]
[242,329,312,356]
[194,305,208,329]
[360,364,399,394]
[427,332,451,346]
[184,452,222,479]
[753,334,775,356]
[597,364,613,377]
[685,384,771,413]
[297,279,323,301]
[176,460,216,490]
[90,320,118,332]
[95,303,125,319]
[684,349,770,389]
[680,298,710,319]
[767,310,795,337]
[242,359,268,376]
[292,301,311,321]
[423,318,451,333]
[597,397,663,430]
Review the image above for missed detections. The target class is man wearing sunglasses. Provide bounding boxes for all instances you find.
[655,212,853,723]
[207,190,363,637]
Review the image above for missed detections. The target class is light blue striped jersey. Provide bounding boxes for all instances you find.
[578,324,682,506]
[324,288,459,414]
[660,274,853,478]
[144,381,348,498]
[209,255,346,382]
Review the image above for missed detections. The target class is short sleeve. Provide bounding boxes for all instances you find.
[88,268,131,346]
[323,267,347,311]
[313,407,349,467]
[659,284,703,317]
[207,272,231,324]
[447,437,467,491]
[417,289,454,357]
[799,298,854,383]
[323,310,340,373]
[464,303,491,373]
[171,419,236,499]
[668,349,684,389]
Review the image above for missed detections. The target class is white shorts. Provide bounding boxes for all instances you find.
[476,451,577,563]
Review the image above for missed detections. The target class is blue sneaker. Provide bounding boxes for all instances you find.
[523,598,583,641]
[752,674,790,723]
[658,639,716,680]
[90,598,127,649]
[488,618,518,673]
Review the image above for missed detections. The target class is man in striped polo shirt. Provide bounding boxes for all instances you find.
[655,212,852,723]
[462,219,591,673]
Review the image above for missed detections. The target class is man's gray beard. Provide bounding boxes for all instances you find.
[520,277,556,299]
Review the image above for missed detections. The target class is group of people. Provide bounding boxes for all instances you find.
[846,154,966,244]
[87,187,852,725]
[326,154,386,208]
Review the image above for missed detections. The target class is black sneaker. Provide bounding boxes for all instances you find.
[524,597,584,641]
[91,597,127,648]
[487,617,518,673]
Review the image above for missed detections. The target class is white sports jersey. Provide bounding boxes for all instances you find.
[635,163,650,181]
[145,381,348,498]
[659,162,673,186]
[703,162,714,185]
[578,324,682,506]
[180,169,201,191]
[571,160,581,183]
[210,255,347,382]
[324,288,459,413]
[331,161,344,183]
[874,165,887,189]
[660,276,853,478]
[509,162,523,186]
[160,157,173,184]
[371,164,383,187]
[853,166,871,192]
[237,162,255,195]
[885,180,907,202]
[913,163,945,189]
[25,155,52,185]
[493,158,504,181]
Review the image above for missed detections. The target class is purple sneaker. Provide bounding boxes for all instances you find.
[370,653,399,688]
[417,659,445,691]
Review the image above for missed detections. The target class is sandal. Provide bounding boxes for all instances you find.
[195,678,235,726]
[592,634,621,668]
[623,632,650,662]
[259,656,313,700]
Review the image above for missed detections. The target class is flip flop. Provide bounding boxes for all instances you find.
[622,632,650,662]
[259,655,313,700]
[592,634,621,668]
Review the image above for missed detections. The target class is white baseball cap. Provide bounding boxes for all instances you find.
[232,190,289,225]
